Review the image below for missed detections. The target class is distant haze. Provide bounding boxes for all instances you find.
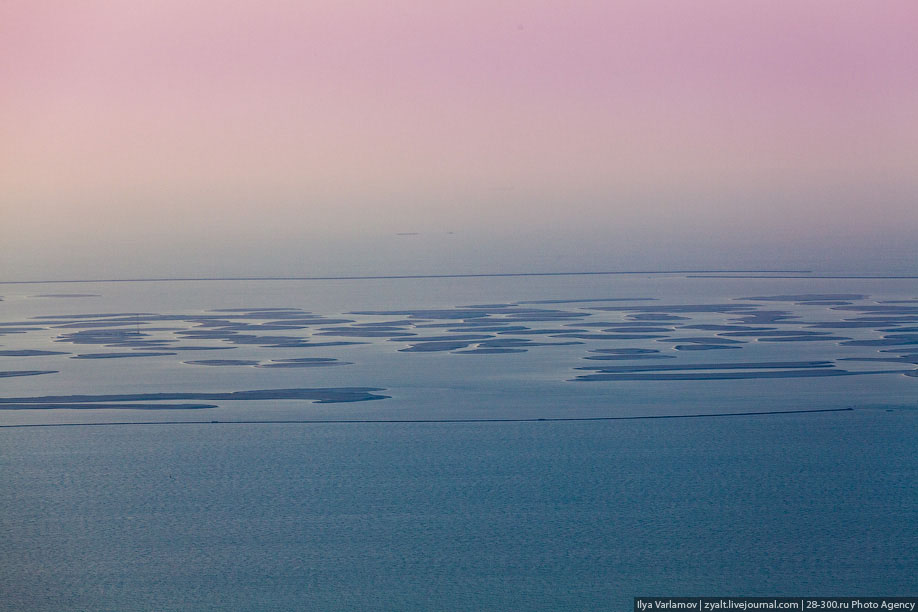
[3,1,917,280]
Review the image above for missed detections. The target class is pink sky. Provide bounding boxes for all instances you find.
[2,1,917,278]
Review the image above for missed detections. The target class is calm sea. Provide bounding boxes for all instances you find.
[2,273,916,610]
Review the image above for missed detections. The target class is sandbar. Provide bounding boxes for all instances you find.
[0,403,217,410]
[257,358,350,368]
[756,335,850,342]
[400,341,475,352]
[577,360,835,374]
[737,294,868,302]
[185,360,260,366]
[674,345,741,351]
[0,370,58,378]
[573,369,902,381]
[0,387,390,404]
[72,352,177,359]
[453,348,528,354]
[554,333,667,340]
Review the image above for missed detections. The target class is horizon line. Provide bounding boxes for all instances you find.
[0,270,813,285]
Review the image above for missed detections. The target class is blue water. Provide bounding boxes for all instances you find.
[1,274,917,610]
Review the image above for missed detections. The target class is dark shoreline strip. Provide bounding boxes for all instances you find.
[0,407,852,428]
[0,403,218,410]
[689,275,918,279]
[0,270,813,285]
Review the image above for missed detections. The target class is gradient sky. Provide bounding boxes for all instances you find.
[2,1,917,279]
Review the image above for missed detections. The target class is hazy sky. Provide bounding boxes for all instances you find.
[2,1,917,280]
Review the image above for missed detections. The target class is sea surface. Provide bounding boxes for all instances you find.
[1,273,916,610]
